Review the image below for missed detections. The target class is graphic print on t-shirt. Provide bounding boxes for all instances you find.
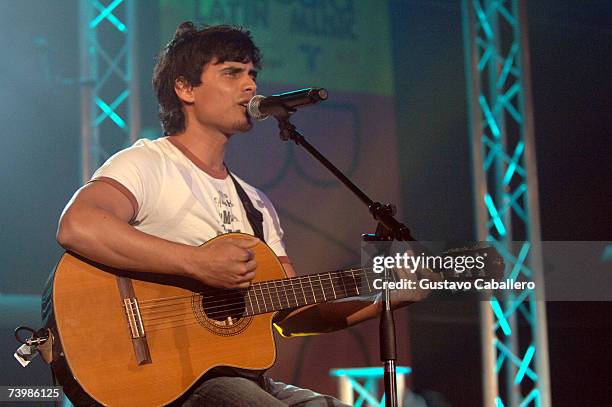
[213,188,240,234]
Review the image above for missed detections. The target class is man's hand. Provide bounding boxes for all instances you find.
[186,237,259,289]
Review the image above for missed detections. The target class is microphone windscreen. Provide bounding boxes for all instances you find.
[247,95,268,121]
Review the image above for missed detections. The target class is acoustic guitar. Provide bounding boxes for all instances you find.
[52,232,501,406]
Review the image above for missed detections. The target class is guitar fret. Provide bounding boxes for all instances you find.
[351,269,360,295]
[262,282,271,311]
[299,277,307,305]
[290,278,298,307]
[293,278,301,306]
[271,281,279,310]
[269,281,278,311]
[246,289,254,316]
[263,282,272,312]
[308,276,316,303]
[306,277,313,304]
[328,272,337,299]
[318,274,327,301]
[269,282,276,311]
[252,285,262,314]
[282,280,290,308]
[327,273,335,299]
[364,269,371,293]
[344,272,352,296]
[267,283,275,311]
[320,276,328,301]
[274,280,283,310]
[258,283,267,312]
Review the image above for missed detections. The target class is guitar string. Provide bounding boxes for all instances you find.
[135,266,376,306]
[137,260,490,314]
[145,318,212,332]
[139,272,378,312]
[136,277,369,313]
[140,277,492,332]
[138,280,375,324]
[139,264,489,324]
[141,295,367,327]
[139,269,375,309]
[142,300,339,332]
[141,290,362,324]
[137,269,376,316]
[139,280,367,322]
[134,254,490,310]
[137,273,370,325]
[142,290,351,331]
[138,275,368,314]
[143,286,487,332]
[133,257,492,331]
[141,289,366,331]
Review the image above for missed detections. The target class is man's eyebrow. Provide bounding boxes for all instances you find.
[219,66,258,78]
[219,66,244,74]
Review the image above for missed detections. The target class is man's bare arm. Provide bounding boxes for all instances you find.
[57,180,259,289]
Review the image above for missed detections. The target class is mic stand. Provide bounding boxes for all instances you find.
[275,113,414,407]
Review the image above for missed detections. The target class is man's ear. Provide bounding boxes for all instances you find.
[174,76,195,104]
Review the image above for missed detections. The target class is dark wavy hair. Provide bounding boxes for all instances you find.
[152,22,262,136]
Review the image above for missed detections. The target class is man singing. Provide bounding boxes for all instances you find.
[49,22,415,406]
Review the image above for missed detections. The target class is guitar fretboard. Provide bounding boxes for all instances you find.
[242,268,378,316]
[199,246,500,318]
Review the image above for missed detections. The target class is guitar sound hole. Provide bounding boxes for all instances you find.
[201,288,246,325]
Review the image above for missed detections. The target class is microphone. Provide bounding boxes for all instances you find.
[247,87,328,121]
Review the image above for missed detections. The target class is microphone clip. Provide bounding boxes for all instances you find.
[277,115,303,143]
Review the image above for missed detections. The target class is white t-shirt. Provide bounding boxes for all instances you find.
[90,137,288,259]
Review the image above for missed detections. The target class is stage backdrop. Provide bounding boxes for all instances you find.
[159,0,411,396]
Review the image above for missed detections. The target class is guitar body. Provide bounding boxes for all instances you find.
[53,233,285,406]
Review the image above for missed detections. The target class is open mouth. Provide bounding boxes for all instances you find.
[238,103,251,123]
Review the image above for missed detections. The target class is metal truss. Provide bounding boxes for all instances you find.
[462,1,550,406]
[330,367,411,407]
[79,0,139,182]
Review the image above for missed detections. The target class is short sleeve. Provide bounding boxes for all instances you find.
[90,139,162,223]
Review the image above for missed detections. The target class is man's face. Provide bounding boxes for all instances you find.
[188,58,258,136]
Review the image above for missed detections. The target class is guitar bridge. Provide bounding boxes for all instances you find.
[124,298,145,339]
[117,277,152,365]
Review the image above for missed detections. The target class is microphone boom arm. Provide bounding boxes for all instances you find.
[276,115,414,241]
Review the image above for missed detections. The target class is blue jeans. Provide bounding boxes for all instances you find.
[181,376,351,407]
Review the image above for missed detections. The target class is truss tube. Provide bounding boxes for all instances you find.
[127,0,140,144]
[79,0,137,180]
[79,0,95,182]
[514,1,551,405]
[463,0,551,405]
[462,2,498,405]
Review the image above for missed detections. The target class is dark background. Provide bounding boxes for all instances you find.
[0,1,610,405]
[392,1,611,406]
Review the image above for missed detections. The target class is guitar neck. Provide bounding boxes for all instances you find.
[243,267,377,316]
[240,246,500,316]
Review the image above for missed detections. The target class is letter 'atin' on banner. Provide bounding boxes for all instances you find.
[159,0,402,396]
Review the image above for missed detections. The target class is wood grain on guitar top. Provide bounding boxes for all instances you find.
[53,233,283,406]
